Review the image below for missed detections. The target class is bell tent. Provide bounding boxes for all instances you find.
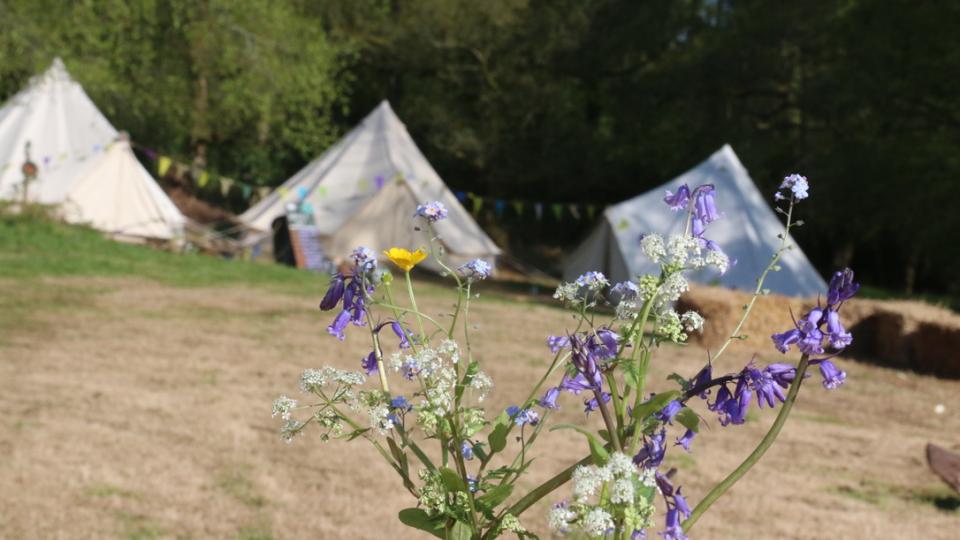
[240,100,500,272]
[563,145,826,297]
[0,58,184,241]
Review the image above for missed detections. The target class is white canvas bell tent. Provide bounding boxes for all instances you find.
[240,100,500,269]
[563,145,826,297]
[0,58,184,241]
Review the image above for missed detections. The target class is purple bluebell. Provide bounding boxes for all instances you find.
[660,508,688,540]
[415,201,448,222]
[634,429,666,468]
[656,399,683,424]
[632,531,647,540]
[461,441,474,461]
[506,406,539,426]
[583,392,611,414]
[764,363,798,388]
[594,329,620,359]
[664,185,691,211]
[674,488,692,518]
[693,185,721,226]
[539,387,560,409]
[361,351,378,375]
[559,373,598,394]
[457,258,492,280]
[771,328,802,353]
[816,359,846,389]
[825,309,853,349]
[675,429,696,452]
[375,321,411,349]
[319,273,345,311]
[547,335,570,353]
[692,364,713,399]
[327,310,351,340]
[827,268,859,306]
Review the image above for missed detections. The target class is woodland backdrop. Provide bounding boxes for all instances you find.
[0,0,956,302]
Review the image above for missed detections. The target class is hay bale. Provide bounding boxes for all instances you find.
[678,285,960,378]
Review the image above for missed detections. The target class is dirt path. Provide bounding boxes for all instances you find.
[1,277,958,539]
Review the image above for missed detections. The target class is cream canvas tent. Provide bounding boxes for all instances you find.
[564,145,826,297]
[241,100,500,271]
[0,58,184,241]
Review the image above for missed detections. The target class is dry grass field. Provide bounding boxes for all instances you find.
[1,263,959,539]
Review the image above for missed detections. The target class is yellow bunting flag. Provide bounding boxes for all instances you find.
[278,186,289,200]
[358,178,370,192]
[197,171,210,188]
[158,156,172,177]
[316,186,327,198]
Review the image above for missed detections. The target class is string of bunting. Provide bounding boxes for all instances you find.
[132,142,270,203]
[453,191,605,222]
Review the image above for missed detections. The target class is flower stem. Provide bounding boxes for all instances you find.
[682,353,810,532]
[595,389,622,453]
[404,270,427,342]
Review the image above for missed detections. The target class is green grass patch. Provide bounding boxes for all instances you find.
[215,466,267,509]
[114,511,163,540]
[236,524,275,540]
[0,211,326,295]
[793,412,847,426]
[84,483,138,499]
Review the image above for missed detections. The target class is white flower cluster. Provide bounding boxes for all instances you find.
[666,234,699,266]
[368,404,392,435]
[469,371,494,402]
[681,310,705,333]
[550,452,656,537]
[640,233,666,263]
[555,272,610,305]
[272,395,297,420]
[299,367,365,393]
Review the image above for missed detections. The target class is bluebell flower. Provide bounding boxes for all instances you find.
[816,359,846,389]
[461,441,474,461]
[593,328,620,359]
[691,364,713,399]
[391,396,412,411]
[764,363,797,388]
[674,488,692,518]
[693,185,721,226]
[319,273,345,311]
[825,309,852,349]
[375,321,411,349]
[414,201,448,222]
[457,258,492,280]
[546,335,570,353]
[559,373,598,394]
[361,351,378,375]
[675,429,696,452]
[656,399,683,424]
[634,429,666,468]
[539,387,561,410]
[660,508,688,540]
[771,328,802,353]
[663,185,691,211]
[583,392,611,414]
[827,268,859,306]
[327,310,351,340]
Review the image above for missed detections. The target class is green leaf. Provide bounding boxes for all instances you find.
[550,423,609,466]
[439,467,467,492]
[623,361,642,389]
[631,391,681,422]
[472,442,488,463]
[399,508,444,538]
[446,520,473,540]
[487,412,511,454]
[477,484,513,510]
[675,407,700,433]
[666,372,691,392]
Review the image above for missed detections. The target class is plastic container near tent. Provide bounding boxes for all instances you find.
[240,100,500,272]
[563,145,826,297]
[0,58,185,242]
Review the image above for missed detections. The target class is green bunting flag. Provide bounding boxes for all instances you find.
[587,204,597,220]
[471,194,484,215]
[511,200,524,216]
[197,171,210,188]
[551,203,564,221]
[157,156,172,177]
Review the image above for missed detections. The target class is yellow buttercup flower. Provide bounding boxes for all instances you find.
[384,247,428,272]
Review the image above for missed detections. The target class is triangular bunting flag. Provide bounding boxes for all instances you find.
[569,204,581,220]
[455,191,467,202]
[358,178,370,192]
[494,199,506,217]
[316,186,327,198]
[587,204,597,220]
[241,184,252,200]
[534,202,544,221]
[197,171,210,188]
[374,175,385,190]
[158,156,172,177]
[220,178,234,196]
[551,203,564,221]
[511,200,524,216]
[278,186,289,200]
[471,194,484,215]
[258,187,271,199]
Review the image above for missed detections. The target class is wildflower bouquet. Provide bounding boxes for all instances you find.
[273,177,858,539]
